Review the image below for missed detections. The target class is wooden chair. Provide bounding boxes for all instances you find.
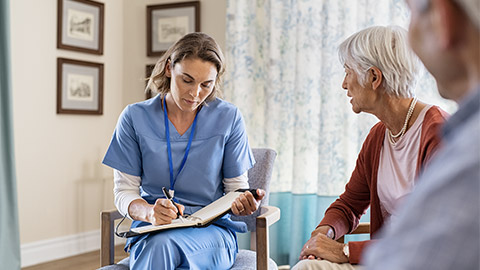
[336,222,371,243]
[99,148,280,270]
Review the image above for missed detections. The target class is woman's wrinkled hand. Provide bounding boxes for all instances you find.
[231,189,265,216]
[299,232,348,263]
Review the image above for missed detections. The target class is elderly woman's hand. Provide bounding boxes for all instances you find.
[299,229,348,263]
[231,189,265,216]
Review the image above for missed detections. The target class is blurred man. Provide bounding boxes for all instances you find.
[364,0,480,269]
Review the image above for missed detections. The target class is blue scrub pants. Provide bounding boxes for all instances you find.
[129,225,237,270]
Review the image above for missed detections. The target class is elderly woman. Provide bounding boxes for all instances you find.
[292,26,448,270]
[102,32,263,269]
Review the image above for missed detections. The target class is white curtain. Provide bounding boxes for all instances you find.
[224,0,456,196]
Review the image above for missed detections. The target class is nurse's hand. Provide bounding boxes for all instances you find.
[148,198,185,225]
[231,189,265,216]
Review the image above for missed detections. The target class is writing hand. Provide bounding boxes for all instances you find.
[148,198,185,226]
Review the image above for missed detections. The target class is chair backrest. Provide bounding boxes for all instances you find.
[231,148,277,232]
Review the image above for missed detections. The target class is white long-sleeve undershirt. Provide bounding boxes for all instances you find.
[113,169,249,219]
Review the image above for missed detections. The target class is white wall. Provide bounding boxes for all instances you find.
[10,0,226,266]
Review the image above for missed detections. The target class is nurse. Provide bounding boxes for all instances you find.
[102,32,264,269]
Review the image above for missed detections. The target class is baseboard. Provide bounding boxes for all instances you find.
[21,230,126,268]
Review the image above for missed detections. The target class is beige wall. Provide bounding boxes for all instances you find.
[10,0,226,248]
[123,0,227,105]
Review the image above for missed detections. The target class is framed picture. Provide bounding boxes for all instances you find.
[57,58,104,115]
[147,1,200,56]
[57,0,104,55]
[145,64,156,100]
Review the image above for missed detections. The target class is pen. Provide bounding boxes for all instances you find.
[162,187,185,223]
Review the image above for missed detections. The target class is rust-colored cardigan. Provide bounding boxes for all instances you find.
[318,106,448,264]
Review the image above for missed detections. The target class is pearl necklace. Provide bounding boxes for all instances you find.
[387,97,418,146]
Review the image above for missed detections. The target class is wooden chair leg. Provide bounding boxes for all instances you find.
[256,206,281,270]
[256,217,269,270]
[101,211,114,266]
[101,210,123,266]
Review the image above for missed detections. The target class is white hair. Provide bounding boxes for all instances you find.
[338,26,421,98]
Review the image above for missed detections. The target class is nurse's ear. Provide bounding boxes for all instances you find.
[165,59,173,78]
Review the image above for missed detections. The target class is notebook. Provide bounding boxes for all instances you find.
[120,189,259,238]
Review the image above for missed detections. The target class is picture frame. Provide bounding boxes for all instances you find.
[145,64,156,100]
[57,58,104,115]
[147,1,200,57]
[57,0,104,55]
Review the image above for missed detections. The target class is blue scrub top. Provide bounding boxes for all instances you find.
[103,94,255,216]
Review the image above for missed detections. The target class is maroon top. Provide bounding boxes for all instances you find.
[318,106,448,264]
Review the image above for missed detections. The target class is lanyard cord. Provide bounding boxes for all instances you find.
[163,97,199,191]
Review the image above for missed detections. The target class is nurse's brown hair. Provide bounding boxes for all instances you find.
[145,32,225,102]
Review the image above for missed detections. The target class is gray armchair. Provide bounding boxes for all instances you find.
[99,148,280,270]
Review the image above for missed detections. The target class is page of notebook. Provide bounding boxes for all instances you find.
[189,191,241,222]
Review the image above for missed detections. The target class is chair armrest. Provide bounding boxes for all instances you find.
[337,222,371,243]
[351,222,370,234]
[101,209,123,266]
[257,205,281,226]
[256,206,281,270]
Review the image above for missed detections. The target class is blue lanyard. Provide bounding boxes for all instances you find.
[163,97,199,192]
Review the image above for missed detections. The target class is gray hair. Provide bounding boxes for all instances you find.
[338,26,421,98]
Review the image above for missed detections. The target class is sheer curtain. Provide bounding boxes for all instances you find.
[0,0,21,269]
[224,0,455,266]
